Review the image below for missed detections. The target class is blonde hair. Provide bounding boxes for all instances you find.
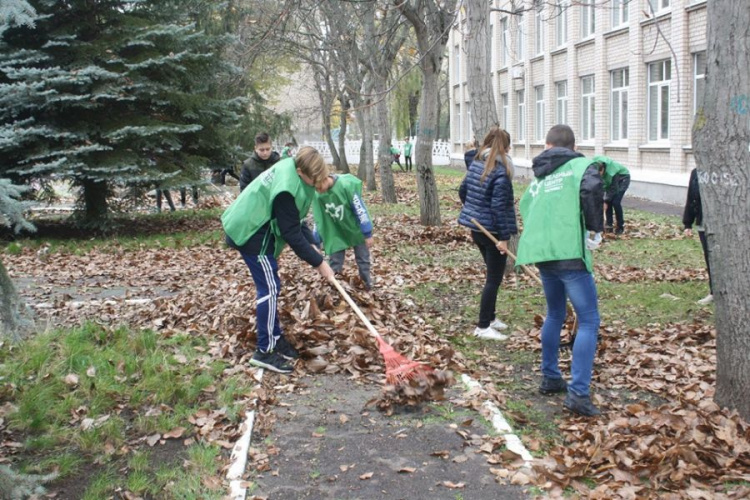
[295,146,328,188]
[479,127,511,183]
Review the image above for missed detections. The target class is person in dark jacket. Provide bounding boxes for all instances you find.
[683,168,713,305]
[516,124,604,417]
[240,132,281,191]
[463,140,479,169]
[458,127,517,340]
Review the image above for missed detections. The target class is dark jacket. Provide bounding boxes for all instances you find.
[682,168,703,229]
[240,151,281,191]
[458,154,517,241]
[532,147,604,271]
[464,148,477,169]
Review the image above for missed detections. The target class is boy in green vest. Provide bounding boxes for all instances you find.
[390,145,404,171]
[312,174,374,289]
[222,147,335,374]
[403,138,413,171]
[593,155,631,235]
[516,125,605,417]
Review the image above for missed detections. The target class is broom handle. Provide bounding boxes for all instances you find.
[328,276,384,341]
[470,218,543,286]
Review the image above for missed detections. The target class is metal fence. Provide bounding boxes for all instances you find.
[302,138,452,166]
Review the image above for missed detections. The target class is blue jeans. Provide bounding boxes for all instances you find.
[539,268,600,396]
[240,253,282,353]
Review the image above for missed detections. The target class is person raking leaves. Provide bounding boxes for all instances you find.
[516,124,605,417]
[222,146,334,374]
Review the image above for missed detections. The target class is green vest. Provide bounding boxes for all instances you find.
[403,143,412,156]
[516,157,595,272]
[592,155,629,191]
[221,157,315,257]
[312,174,366,255]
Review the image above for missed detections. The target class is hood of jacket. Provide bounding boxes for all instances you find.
[532,147,584,179]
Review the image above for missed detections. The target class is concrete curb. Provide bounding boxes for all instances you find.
[226,367,264,500]
[460,374,534,465]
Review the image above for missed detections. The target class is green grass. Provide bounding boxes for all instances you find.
[0,322,256,494]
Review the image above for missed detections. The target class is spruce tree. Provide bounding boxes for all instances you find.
[0,0,245,226]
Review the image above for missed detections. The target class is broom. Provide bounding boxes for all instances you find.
[469,218,578,347]
[328,276,433,385]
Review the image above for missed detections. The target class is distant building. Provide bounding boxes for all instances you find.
[448,0,707,203]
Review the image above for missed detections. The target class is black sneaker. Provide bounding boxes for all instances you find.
[563,392,601,417]
[539,376,568,395]
[249,350,293,374]
[615,227,624,235]
[275,336,299,360]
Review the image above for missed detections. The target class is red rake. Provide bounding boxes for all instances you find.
[328,276,433,385]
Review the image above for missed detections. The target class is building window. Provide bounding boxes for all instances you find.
[535,86,545,141]
[581,75,595,141]
[466,108,473,142]
[490,24,496,73]
[535,1,545,56]
[555,0,568,47]
[516,12,525,60]
[693,52,706,115]
[455,103,461,143]
[648,60,671,141]
[581,0,595,39]
[612,0,629,28]
[501,18,509,67]
[556,81,568,124]
[648,0,670,14]
[610,68,629,141]
[453,45,460,83]
[501,93,509,129]
[517,90,526,142]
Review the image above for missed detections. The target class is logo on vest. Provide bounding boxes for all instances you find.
[529,179,541,197]
[325,203,344,221]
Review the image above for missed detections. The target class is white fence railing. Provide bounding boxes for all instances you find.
[302,138,452,166]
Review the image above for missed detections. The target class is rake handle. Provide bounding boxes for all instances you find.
[470,218,543,286]
[328,276,384,341]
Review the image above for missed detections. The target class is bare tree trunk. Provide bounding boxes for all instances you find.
[414,71,442,225]
[693,0,750,421]
[374,78,397,203]
[396,0,456,226]
[465,0,499,140]
[0,258,32,342]
[337,96,351,173]
[358,102,376,191]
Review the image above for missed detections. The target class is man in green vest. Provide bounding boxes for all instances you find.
[312,173,374,290]
[403,138,413,171]
[516,124,605,417]
[222,147,334,374]
[592,155,631,235]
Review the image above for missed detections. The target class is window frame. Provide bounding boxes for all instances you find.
[535,86,545,142]
[611,0,629,29]
[556,81,568,125]
[501,17,509,68]
[535,1,545,56]
[501,93,509,129]
[647,59,671,142]
[610,68,629,142]
[580,75,595,142]
[555,0,568,48]
[581,0,595,39]
[516,12,525,60]
[517,90,526,142]
[693,52,706,115]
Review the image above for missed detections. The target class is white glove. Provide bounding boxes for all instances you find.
[585,232,603,251]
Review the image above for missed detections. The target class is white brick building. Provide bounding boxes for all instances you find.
[448,0,708,203]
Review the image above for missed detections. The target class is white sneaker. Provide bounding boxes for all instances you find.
[490,319,508,331]
[697,294,714,305]
[473,327,508,340]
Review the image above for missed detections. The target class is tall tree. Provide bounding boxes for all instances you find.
[0,0,245,226]
[465,0,499,139]
[693,0,750,421]
[395,0,457,225]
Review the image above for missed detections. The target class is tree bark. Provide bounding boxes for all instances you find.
[374,77,397,203]
[0,258,32,342]
[80,178,109,226]
[358,101,376,191]
[395,0,456,226]
[465,0,499,140]
[337,95,351,174]
[693,0,750,421]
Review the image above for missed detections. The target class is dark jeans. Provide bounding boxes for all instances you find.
[179,186,199,206]
[471,230,507,328]
[405,155,412,171]
[156,189,175,212]
[699,230,713,293]
[605,177,631,230]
